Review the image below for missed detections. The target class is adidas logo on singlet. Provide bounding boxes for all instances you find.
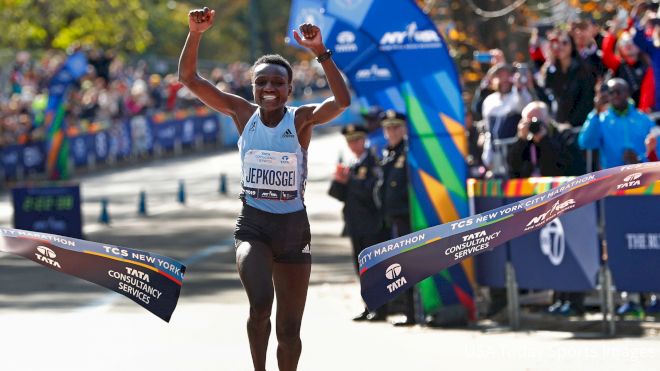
[302,244,311,254]
[282,129,295,138]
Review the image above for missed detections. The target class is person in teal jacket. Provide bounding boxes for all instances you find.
[578,78,656,169]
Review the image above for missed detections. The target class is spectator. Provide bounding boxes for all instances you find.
[632,2,660,112]
[480,63,533,177]
[507,101,568,178]
[539,30,595,128]
[328,124,385,322]
[601,27,654,111]
[470,49,506,122]
[570,19,606,79]
[578,78,655,169]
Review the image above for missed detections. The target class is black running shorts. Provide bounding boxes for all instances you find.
[234,204,311,264]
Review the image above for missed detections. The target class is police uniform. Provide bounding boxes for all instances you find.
[375,110,415,325]
[328,125,385,274]
[377,111,411,237]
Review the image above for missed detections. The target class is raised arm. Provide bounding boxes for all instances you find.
[178,7,255,133]
[293,24,351,127]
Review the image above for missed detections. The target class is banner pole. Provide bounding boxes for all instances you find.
[597,198,616,336]
[505,255,520,331]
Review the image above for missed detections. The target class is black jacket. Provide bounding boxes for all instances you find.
[328,149,383,237]
[377,140,409,221]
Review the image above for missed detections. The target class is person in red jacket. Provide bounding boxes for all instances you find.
[601,25,655,112]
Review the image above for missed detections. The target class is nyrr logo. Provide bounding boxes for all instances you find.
[385,263,407,293]
[525,199,576,231]
[379,22,441,51]
[35,246,62,269]
[355,65,392,81]
[336,31,358,53]
[540,219,565,266]
[616,172,642,190]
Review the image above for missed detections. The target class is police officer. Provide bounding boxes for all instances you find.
[329,124,385,321]
[376,110,416,326]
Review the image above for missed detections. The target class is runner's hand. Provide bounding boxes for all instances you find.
[293,24,326,56]
[188,7,215,33]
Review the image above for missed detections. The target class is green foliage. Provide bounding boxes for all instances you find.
[0,0,152,52]
[0,0,299,62]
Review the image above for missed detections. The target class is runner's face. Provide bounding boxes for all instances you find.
[252,63,291,110]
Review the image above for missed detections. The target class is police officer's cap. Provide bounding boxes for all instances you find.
[341,124,368,141]
[379,110,407,127]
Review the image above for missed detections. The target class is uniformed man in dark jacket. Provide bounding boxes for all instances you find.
[375,110,416,326]
[329,124,385,321]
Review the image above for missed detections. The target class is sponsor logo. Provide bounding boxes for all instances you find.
[525,199,576,231]
[445,230,501,260]
[302,244,311,254]
[617,172,642,190]
[355,65,392,81]
[248,121,257,133]
[385,263,402,279]
[540,219,565,266]
[385,263,406,293]
[35,245,62,269]
[336,31,358,53]
[282,129,295,139]
[379,22,441,51]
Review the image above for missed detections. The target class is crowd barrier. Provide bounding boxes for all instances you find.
[0,98,363,182]
[470,177,660,293]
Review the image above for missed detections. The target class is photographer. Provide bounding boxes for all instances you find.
[507,101,566,178]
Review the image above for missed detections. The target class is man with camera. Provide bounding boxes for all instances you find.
[506,101,568,178]
[578,78,656,169]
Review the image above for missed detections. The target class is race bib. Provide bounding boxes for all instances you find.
[243,150,298,200]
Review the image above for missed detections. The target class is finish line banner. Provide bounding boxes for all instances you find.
[0,228,186,322]
[358,162,660,311]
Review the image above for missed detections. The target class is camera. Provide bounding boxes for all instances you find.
[529,117,543,134]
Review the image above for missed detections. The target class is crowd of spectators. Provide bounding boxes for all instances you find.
[469,2,660,181]
[0,48,331,147]
[467,1,660,317]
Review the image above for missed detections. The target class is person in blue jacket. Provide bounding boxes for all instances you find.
[578,78,655,169]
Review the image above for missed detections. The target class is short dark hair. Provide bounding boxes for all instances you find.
[252,54,293,84]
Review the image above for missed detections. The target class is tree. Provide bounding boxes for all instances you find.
[0,0,151,52]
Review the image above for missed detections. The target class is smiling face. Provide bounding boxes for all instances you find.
[252,63,292,111]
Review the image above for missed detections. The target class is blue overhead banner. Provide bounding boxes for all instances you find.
[289,0,475,318]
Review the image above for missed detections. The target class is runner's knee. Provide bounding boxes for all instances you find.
[276,321,301,343]
[249,295,273,321]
